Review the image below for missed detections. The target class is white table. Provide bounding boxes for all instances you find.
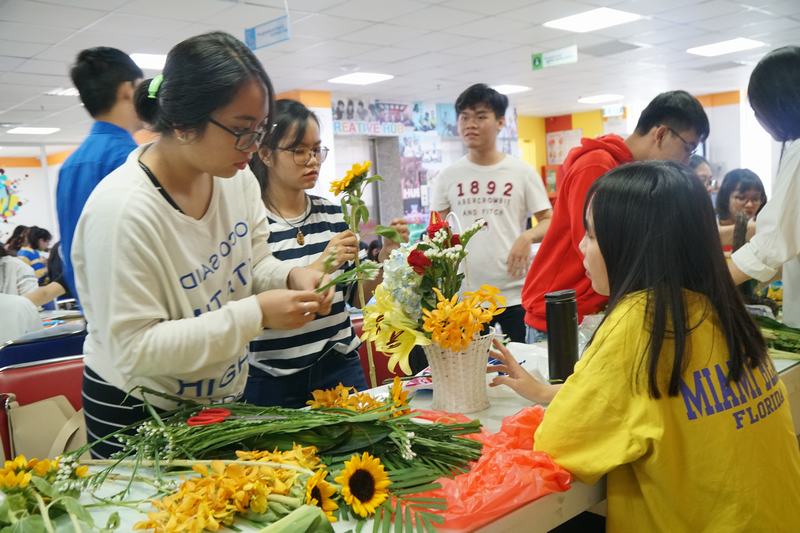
[85,344,800,533]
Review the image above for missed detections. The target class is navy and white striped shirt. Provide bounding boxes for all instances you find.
[249,195,365,376]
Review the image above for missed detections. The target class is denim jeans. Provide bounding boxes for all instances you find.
[526,325,548,344]
[243,349,368,408]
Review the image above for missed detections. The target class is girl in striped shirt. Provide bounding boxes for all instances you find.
[245,99,407,407]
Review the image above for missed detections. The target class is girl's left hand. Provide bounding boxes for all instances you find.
[287,267,334,315]
[488,339,556,403]
[378,218,409,262]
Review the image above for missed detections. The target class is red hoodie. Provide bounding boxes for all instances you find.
[522,134,633,331]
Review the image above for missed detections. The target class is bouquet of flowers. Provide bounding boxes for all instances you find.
[362,211,506,375]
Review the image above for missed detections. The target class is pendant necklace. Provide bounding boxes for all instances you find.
[268,195,312,245]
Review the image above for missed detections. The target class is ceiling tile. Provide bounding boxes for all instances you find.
[0,40,49,58]
[0,71,70,87]
[200,3,285,30]
[1,0,106,29]
[497,0,595,24]
[444,16,532,38]
[385,5,483,31]
[297,40,376,58]
[387,52,464,74]
[0,22,74,44]
[658,0,744,24]
[25,0,126,9]
[117,0,232,21]
[612,0,697,16]
[34,30,146,62]
[337,23,430,46]
[284,0,349,11]
[92,13,189,37]
[628,24,706,46]
[0,56,25,73]
[263,35,320,53]
[321,0,430,22]
[291,14,372,39]
[405,32,475,52]
[15,58,69,76]
[593,17,672,39]
[356,47,425,63]
[692,8,777,32]
[439,0,534,16]
[441,38,518,58]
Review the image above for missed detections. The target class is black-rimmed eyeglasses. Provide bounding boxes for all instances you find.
[275,146,330,165]
[667,127,699,156]
[209,117,268,151]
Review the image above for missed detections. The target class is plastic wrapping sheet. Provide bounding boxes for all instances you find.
[414,406,571,532]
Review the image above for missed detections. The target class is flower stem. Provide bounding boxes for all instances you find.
[33,492,55,533]
[68,512,84,533]
[82,458,316,476]
[350,204,378,389]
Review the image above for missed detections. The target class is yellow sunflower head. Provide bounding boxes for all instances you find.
[305,469,339,522]
[334,452,391,518]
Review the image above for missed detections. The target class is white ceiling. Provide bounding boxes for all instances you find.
[0,0,798,151]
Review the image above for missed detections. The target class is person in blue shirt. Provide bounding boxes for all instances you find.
[56,47,143,298]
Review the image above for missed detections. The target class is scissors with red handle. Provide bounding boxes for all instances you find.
[186,407,285,426]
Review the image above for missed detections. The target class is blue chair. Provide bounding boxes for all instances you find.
[0,322,86,367]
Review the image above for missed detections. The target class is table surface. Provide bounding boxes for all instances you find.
[81,343,800,533]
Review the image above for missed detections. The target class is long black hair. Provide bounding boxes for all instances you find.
[26,226,52,249]
[584,161,766,398]
[748,46,800,142]
[715,168,767,221]
[4,225,28,253]
[134,32,274,137]
[250,99,319,194]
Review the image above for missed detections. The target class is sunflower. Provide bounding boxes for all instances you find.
[330,160,372,196]
[305,469,339,522]
[334,452,391,517]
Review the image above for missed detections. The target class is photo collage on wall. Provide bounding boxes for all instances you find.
[331,98,519,227]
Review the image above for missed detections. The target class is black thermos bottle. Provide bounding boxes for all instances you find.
[545,289,579,382]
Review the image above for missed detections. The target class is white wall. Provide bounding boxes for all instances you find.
[704,103,741,179]
[333,135,374,211]
[305,105,337,203]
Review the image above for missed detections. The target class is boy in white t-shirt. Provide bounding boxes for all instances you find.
[431,84,552,341]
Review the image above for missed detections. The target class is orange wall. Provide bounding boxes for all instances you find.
[276,90,331,108]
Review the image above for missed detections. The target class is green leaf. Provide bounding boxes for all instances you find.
[394,499,403,533]
[30,477,55,498]
[374,226,402,243]
[5,515,44,533]
[323,423,392,455]
[60,496,96,527]
[103,511,120,531]
[358,204,370,226]
[381,504,392,533]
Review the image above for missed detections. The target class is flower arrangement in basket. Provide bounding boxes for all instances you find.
[362,210,506,413]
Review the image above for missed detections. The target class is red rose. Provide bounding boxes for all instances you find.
[451,233,461,246]
[427,220,449,239]
[407,249,432,275]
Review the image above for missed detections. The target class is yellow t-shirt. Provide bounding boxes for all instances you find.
[534,291,800,532]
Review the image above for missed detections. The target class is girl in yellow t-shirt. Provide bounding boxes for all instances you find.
[491,161,800,532]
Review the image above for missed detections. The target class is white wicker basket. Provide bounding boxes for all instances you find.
[422,328,494,414]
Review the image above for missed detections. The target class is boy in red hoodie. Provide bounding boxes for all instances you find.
[522,90,709,340]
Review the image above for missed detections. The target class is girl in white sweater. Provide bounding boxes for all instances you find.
[72,32,332,458]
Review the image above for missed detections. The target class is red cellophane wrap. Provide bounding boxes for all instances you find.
[413,406,572,532]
